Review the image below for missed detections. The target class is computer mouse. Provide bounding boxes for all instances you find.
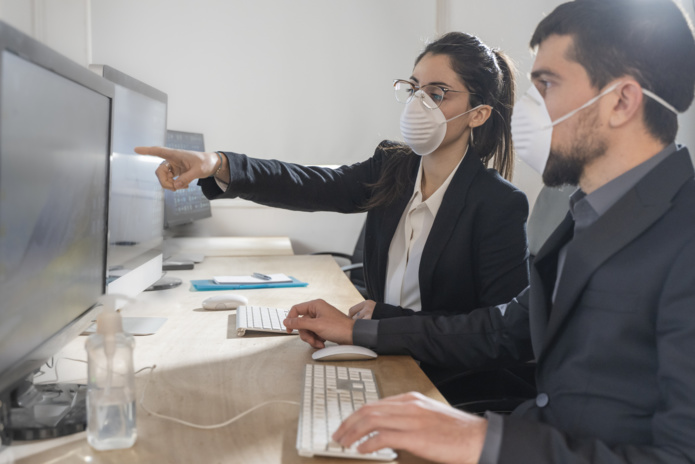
[311,345,377,361]
[201,294,249,310]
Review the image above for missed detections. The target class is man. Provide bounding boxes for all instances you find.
[283,0,695,462]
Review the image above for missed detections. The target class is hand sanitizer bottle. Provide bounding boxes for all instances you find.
[85,299,137,450]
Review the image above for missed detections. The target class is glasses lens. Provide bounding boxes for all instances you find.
[394,81,415,104]
[422,85,445,109]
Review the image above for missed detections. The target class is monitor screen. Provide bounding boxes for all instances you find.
[163,130,212,227]
[0,23,112,399]
[96,66,168,297]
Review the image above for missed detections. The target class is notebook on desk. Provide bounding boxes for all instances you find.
[190,276,308,291]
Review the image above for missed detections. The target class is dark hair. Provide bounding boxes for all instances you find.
[364,32,516,210]
[530,0,695,145]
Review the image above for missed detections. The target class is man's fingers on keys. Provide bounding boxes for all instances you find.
[298,330,326,349]
[335,407,420,451]
[334,397,428,445]
[356,429,413,456]
[288,299,325,318]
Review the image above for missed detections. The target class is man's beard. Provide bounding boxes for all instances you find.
[542,107,607,187]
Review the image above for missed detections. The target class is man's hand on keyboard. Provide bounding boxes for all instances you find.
[284,299,355,348]
[333,392,487,464]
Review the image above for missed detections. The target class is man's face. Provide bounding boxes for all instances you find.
[530,34,608,186]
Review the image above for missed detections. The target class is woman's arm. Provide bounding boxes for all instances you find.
[198,146,389,213]
[473,187,530,307]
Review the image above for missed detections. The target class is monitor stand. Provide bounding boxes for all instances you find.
[145,274,182,291]
[7,380,87,442]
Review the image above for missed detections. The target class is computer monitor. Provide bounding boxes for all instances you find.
[91,65,169,297]
[0,21,112,443]
[163,130,212,228]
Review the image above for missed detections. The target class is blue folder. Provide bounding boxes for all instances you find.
[190,276,308,291]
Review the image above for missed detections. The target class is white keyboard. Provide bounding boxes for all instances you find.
[235,305,297,336]
[297,364,397,461]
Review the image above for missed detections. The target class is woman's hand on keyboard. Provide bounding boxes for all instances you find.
[333,392,487,464]
[284,299,355,348]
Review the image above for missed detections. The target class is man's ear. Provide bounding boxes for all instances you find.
[469,105,492,128]
[608,79,644,128]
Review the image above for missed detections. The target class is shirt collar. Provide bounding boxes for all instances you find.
[585,142,677,216]
[568,142,677,231]
[410,148,467,217]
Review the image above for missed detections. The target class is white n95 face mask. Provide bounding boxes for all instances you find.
[400,90,480,156]
[511,83,680,175]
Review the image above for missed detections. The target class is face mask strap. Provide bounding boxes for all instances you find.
[444,104,487,124]
[546,82,621,129]
[642,89,679,114]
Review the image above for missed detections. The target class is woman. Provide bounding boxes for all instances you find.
[136,32,530,392]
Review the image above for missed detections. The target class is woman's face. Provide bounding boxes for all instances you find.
[410,52,476,155]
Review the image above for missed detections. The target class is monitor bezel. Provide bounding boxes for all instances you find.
[91,64,169,298]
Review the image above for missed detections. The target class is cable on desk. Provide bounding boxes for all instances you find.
[35,357,88,384]
[36,358,297,430]
[139,365,300,430]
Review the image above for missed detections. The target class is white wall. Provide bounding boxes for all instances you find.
[0,0,90,65]
[89,0,436,254]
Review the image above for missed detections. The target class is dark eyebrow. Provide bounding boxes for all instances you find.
[427,81,454,88]
[530,69,562,81]
[409,76,455,89]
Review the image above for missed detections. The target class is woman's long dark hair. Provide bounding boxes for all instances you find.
[364,32,516,210]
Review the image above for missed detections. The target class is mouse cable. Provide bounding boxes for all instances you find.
[36,358,298,430]
[139,365,300,430]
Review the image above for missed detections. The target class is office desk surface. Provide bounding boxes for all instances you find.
[10,255,445,464]
[165,236,294,257]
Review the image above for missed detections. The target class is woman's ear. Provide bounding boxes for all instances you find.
[469,105,492,128]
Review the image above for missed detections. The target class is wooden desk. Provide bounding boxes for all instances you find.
[165,236,294,257]
[10,255,444,464]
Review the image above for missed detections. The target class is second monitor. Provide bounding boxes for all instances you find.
[163,130,212,228]
[91,64,168,298]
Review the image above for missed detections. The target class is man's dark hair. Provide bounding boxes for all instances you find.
[531,0,695,144]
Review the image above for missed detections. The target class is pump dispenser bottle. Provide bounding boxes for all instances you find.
[85,298,137,450]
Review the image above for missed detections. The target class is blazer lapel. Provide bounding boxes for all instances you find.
[418,152,483,305]
[541,148,694,355]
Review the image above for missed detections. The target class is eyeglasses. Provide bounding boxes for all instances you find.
[393,79,467,109]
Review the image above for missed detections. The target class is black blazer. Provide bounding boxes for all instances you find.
[375,147,695,462]
[198,141,529,319]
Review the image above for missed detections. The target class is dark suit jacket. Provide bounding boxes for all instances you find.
[375,146,695,462]
[199,141,529,320]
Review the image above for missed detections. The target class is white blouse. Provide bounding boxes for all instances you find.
[383,154,465,311]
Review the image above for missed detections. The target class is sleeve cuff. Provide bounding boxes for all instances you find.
[214,176,229,192]
[352,319,379,349]
[478,412,504,464]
